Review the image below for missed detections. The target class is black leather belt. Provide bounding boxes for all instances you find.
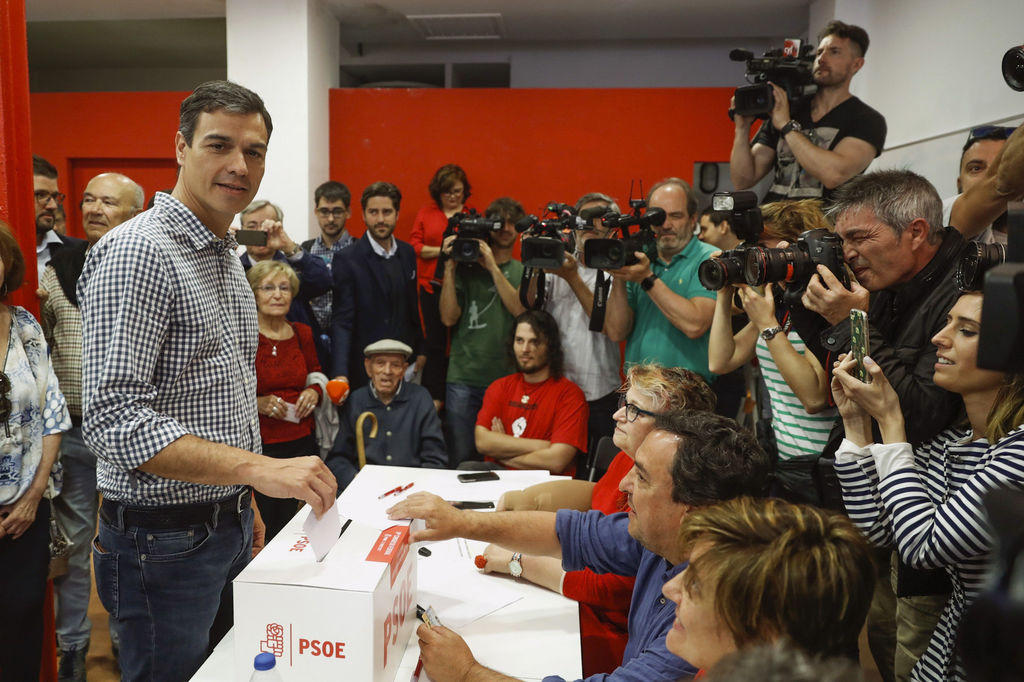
[100,488,252,530]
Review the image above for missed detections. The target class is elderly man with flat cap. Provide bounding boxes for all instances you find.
[325,339,447,490]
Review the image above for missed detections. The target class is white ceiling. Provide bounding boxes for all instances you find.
[27,0,811,43]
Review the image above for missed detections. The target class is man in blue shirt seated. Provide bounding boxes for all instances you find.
[325,339,447,490]
[387,410,771,682]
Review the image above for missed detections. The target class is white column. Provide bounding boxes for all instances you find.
[226,0,339,239]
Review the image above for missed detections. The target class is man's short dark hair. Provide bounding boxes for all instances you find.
[179,80,273,146]
[818,20,869,57]
[699,206,731,227]
[487,197,525,225]
[360,182,402,212]
[315,181,351,209]
[828,169,944,244]
[653,411,771,506]
[32,155,58,179]
[508,309,564,378]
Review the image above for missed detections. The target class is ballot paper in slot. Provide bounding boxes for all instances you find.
[233,510,417,682]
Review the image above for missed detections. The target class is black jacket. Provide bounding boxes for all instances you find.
[793,227,967,462]
[329,233,425,386]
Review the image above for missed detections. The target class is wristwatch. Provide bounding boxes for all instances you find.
[508,553,523,579]
[780,119,802,137]
[640,273,659,292]
[760,325,785,341]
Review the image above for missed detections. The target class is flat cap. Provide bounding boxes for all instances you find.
[363,338,413,358]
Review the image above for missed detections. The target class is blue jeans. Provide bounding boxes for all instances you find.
[52,426,99,650]
[93,497,253,682]
[445,382,488,468]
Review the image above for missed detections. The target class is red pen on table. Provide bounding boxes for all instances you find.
[378,482,415,499]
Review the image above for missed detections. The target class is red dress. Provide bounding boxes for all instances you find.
[562,451,636,676]
[475,373,588,477]
[255,322,322,444]
[409,202,475,293]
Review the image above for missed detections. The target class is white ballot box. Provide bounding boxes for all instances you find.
[232,509,416,682]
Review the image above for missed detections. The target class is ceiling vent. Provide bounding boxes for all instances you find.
[406,13,504,40]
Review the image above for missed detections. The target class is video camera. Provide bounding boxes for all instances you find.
[729,39,818,120]
[582,201,665,270]
[515,202,582,269]
[446,210,504,263]
[978,203,1024,372]
[696,191,763,290]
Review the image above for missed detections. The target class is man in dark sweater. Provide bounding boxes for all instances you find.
[325,339,445,491]
[330,182,426,390]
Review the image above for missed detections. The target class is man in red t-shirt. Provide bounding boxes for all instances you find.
[473,310,588,476]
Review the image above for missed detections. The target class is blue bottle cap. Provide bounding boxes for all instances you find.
[254,652,276,671]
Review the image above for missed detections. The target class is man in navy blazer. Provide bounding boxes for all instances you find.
[330,181,425,391]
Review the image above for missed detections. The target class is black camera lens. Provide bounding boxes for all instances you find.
[743,245,811,286]
[698,254,746,291]
[452,238,481,263]
[957,242,1006,291]
[1003,45,1024,92]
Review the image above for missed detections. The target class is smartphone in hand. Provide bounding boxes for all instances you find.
[850,308,871,383]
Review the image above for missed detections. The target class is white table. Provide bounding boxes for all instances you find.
[191,466,582,681]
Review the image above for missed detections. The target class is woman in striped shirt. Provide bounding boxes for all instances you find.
[708,200,838,502]
[831,290,1024,681]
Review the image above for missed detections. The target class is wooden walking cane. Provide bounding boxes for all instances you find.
[355,411,378,469]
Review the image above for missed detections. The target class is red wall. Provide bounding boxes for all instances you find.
[329,87,736,242]
[30,91,186,240]
[29,87,736,246]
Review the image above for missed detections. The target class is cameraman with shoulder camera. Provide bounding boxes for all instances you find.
[538,192,624,459]
[791,170,966,681]
[604,178,718,380]
[730,21,886,204]
[440,197,527,468]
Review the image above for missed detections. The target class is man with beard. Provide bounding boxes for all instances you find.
[472,309,587,476]
[302,181,355,365]
[605,178,718,381]
[33,155,84,286]
[729,20,887,204]
[440,197,527,467]
[325,339,446,491]
[330,181,425,391]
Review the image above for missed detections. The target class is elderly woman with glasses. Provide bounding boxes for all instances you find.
[0,221,72,679]
[410,164,475,406]
[247,260,323,541]
[482,364,717,676]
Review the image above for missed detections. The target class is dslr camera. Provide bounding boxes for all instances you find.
[957,242,1006,292]
[446,210,504,263]
[729,39,818,119]
[743,229,849,306]
[583,201,665,270]
[515,202,582,269]
[697,191,764,290]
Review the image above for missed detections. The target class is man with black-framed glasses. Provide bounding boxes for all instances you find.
[302,181,355,354]
[32,155,84,287]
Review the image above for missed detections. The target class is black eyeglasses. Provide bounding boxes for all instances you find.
[316,207,348,218]
[0,372,11,438]
[617,394,658,423]
[963,125,1016,151]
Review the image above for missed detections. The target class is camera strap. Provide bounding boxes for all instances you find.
[589,269,612,332]
[519,267,546,310]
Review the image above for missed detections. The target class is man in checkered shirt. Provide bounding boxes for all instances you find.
[79,80,337,682]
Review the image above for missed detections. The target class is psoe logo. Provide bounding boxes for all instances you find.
[261,623,285,658]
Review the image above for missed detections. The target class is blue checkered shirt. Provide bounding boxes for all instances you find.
[79,192,260,505]
[306,233,354,329]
